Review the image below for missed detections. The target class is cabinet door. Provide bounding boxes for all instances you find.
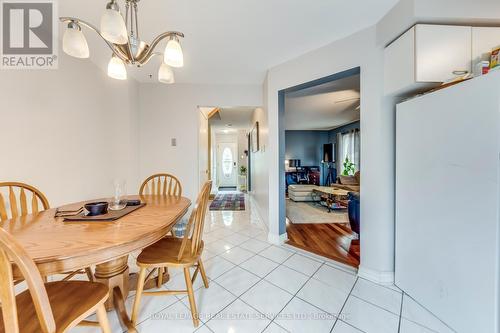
[415,25,472,83]
[472,27,500,64]
[384,26,415,95]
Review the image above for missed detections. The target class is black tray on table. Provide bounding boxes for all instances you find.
[62,203,146,222]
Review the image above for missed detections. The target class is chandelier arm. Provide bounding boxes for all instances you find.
[59,17,129,63]
[148,31,184,52]
[137,52,163,67]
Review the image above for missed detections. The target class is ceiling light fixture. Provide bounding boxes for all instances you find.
[108,55,127,80]
[158,63,174,84]
[60,0,185,83]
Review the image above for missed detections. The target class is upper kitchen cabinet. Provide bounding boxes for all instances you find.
[472,27,500,64]
[385,24,472,96]
[415,25,471,82]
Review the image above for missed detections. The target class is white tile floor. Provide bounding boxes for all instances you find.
[71,196,455,333]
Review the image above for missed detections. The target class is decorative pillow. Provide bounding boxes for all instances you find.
[339,175,358,185]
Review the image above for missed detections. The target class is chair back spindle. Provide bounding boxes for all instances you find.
[177,181,211,261]
[0,183,50,222]
[0,228,56,333]
[139,174,182,197]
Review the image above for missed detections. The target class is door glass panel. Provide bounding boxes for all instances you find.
[222,147,233,178]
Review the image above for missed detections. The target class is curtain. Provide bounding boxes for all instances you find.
[336,132,343,174]
[338,129,360,175]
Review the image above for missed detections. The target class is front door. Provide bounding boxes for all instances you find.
[217,142,237,187]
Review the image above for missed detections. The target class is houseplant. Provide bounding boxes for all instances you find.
[342,157,356,176]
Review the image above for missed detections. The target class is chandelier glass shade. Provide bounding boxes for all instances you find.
[62,23,89,58]
[108,55,127,80]
[100,6,128,45]
[61,0,184,83]
[158,63,174,84]
[164,36,184,68]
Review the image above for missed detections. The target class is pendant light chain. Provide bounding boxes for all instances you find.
[134,2,139,40]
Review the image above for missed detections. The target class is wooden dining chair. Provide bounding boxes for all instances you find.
[0,182,50,222]
[139,173,183,244]
[131,181,212,327]
[0,227,112,333]
[0,182,93,282]
[139,173,182,197]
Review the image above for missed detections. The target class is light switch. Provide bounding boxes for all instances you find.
[171,138,177,146]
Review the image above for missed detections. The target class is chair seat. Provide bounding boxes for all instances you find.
[137,236,203,267]
[0,281,108,333]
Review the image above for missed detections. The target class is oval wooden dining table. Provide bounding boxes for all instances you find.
[0,194,191,333]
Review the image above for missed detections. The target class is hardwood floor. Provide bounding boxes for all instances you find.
[286,221,360,268]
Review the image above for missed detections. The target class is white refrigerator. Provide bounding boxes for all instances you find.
[396,72,500,332]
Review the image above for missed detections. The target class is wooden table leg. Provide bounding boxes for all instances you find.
[112,286,137,333]
[95,256,137,333]
[95,257,130,311]
[94,255,170,333]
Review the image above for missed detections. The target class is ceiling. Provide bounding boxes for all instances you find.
[59,0,398,84]
[209,107,256,133]
[285,74,360,130]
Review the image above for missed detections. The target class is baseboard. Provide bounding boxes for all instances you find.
[358,266,395,285]
[268,232,288,245]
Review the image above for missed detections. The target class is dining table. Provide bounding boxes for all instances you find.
[0,194,191,333]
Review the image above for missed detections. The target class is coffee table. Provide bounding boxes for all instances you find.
[312,187,350,212]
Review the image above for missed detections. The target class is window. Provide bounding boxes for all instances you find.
[337,129,360,175]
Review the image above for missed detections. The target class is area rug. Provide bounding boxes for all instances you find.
[209,193,245,211]
[286,200,348,224]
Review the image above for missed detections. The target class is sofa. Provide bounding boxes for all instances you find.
[288,184,319,202]
[288,171,360,202]
[347,192,360,235]
[331,171,360,192]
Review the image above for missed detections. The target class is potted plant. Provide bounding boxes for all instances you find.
[342,157,356,176]
[240,165,247,175]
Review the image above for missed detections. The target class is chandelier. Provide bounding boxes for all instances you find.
[60,0,184,83]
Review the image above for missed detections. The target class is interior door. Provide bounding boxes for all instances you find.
[217,143,237,187]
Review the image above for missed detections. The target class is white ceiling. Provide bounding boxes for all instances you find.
[285,74,360,130]
[59,0,397,84]
[209,107,255,133]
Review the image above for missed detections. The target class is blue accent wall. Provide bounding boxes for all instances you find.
[285,130,329,185]
[285,130,329,166]
[284,122,360,185]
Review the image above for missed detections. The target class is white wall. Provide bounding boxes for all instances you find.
[237,129,248,174]
[138,84,262,201]
[250,106,269,227]
[0,54,140,207]
[376,0,500,47]
[415,0,500,23]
